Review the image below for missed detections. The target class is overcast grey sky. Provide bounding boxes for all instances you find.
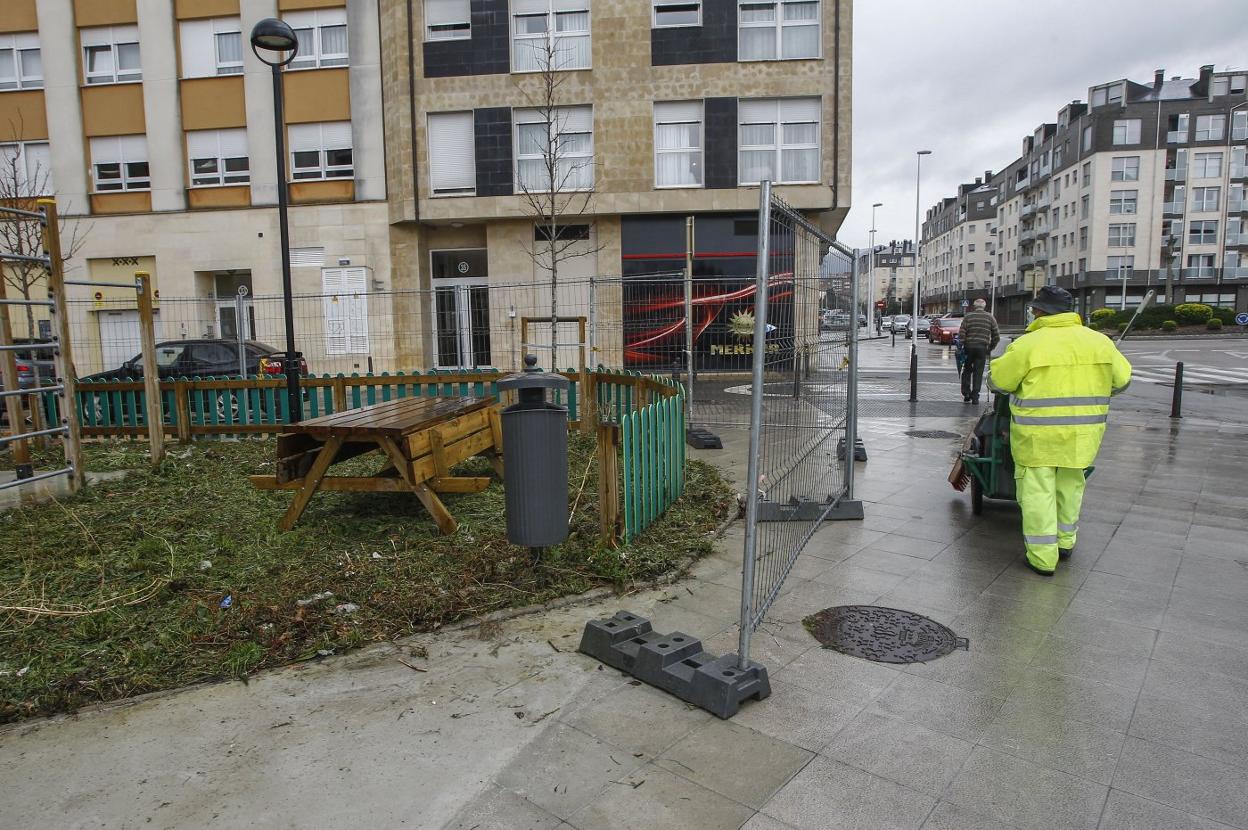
[842,0,1248,247]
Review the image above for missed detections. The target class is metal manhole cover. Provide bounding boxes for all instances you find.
[904,429,962,439]
[803,606,968,664]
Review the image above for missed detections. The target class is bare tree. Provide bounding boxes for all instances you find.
[511,35,603,356]
[0,126,90,350]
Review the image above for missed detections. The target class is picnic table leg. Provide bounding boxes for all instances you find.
[278,436,343,531]
[377,435,458,535]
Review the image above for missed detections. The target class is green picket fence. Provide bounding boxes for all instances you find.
[620,391,686,542]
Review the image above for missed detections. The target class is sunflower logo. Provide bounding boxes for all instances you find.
[729,310,755,340]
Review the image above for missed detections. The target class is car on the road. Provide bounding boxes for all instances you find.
[821,309,851,331]
[83,339,307,383]
[930,316,963,345]
[890,314,911,335]
[877,315,894,333]
[911,316,932,338]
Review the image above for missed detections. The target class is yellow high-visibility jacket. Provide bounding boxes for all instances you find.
[988,312,1132,468]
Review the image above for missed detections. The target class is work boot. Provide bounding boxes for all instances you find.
[1025,560,1055,577]
[1058,547,1074,560]
[971,396,980,405]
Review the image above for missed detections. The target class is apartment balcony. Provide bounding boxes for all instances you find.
[1018,255,1036,269]
[1225,266,1248,279]
[1034,250,1051,265]
[1235,125,1248,141]
[1183,267,1218,280]
[1019,227,1037,244]
[1167,130,1187,143]
[1225,232,1246,246]
[1020,203,1038,219]
[1163,200,1186,215]
[1036,194,1051,209]
[1230,199,1246,213]
[1165,167,1188,182]
[1232,165,1247,181]
[1036,226,1051,239]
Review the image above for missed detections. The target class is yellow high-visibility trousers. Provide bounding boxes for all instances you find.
[1014,465,1087,572]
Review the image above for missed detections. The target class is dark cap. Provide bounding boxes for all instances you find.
[1030,285,1074,315]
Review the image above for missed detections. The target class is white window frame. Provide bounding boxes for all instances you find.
[738,0,820,62]
[510,0,591,73]
[284,8,349,71]
[187,128,249,188]
[288,122,354,181]
[1108,189,1137,215]
[653,100,703,189]
[1188,220,1217,246]
[653,0,701,27]
[89,135,149,192]
[1195,114,1225,142]
[1192,152,1223,179]
[1112,119,1140,145]
[1233,111,1248,141]
[737,97,821,186]
[427,110,476,196]
[425,0,471,40]
[1106,255,1134,279]
[178,18,244,78]
[1107,223,1136,248]
[81,25,141,85]
[0,33,42,90]
[1192,186,1219,213]
[1110,156,1139,182]
[513,105,594,193]
[0,140,52,194]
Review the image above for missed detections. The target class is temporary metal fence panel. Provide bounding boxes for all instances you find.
[737,182,861,668]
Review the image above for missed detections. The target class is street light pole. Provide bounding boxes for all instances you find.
[868,202,881,338]
[910,151,931,403]
[250,18,303,423]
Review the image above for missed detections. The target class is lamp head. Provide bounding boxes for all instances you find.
[872,202,883,207]
[917,150,932,156]
[250,18,299,65]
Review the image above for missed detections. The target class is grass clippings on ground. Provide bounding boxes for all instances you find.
[0,434,734,722]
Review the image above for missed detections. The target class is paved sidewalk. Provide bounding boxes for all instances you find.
[4,405,1248,829]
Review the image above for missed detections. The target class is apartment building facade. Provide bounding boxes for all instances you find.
[919,176,998,315]
[1,0,389,374]
[920,65,1248,323]
[378,0,852,369]
[855,240,915,315]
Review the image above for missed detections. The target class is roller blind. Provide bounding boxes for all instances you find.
[179,20,214,77]
[321,121,353,150]
[428,111,476,194]
[426,0,469,26]
[655,101,701,123]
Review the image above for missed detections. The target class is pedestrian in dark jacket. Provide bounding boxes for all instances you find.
[959,298,1000,404]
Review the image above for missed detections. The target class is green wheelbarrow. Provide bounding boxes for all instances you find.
[950,392,1092,515]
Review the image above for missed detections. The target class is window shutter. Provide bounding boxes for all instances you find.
[425,0,468,26]
[655,101,701,123]
[113,24,139,42]
[186,129,219,160]
[428,112,476,194]
[779,97,820,122]
[320,121,353,150]
[344,268,369,353]
[80,27,112,47]
[14,32,38,49]
[560,106,592,133]
[316,7,347,25]
[282,10,318,28]
[738,98,776,123]
[513,0,547,13]
[120,135,147,163]
[178,20,215,77]
[287,124,321,153]
[89,136,120,164]
[218,128,247,158]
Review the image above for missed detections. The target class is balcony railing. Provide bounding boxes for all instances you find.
[1037,194,1051,208]
[1232,165,1247,180]
[1162,201,1186,215]
[1230,199,1246,212]
[1167,130,1187,143]
[1235,126,1248,141]
[1015,176,1030,190]
[1034,251,1051,265]
[1165,167,1188,182]
[1020,203,1038,219]
[1036,226,1051,238]
[1182,267,1218,280]
[1224,266,1248,279]
[1018,255,1036,269]
[1224,233,1246,246]
[1019,228,1037,244]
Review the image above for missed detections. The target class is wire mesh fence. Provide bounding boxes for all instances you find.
[737,183,860,668]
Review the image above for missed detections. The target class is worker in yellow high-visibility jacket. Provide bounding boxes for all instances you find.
[988,286,1132,575]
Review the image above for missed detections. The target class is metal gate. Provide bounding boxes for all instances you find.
[737,182,861,667]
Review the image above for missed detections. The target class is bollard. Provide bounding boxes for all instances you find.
[1169,362,1183,419]
[891,327,896,348]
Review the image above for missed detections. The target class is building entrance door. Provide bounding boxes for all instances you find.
[430,249,491,369]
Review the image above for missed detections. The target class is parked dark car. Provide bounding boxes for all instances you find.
[82,340,307,382]
[0,340,57,390]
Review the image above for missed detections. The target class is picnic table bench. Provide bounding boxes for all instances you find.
[250,395,503,534]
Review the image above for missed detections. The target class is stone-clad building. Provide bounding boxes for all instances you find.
[921,65,1248,322]
[0,0,852,374]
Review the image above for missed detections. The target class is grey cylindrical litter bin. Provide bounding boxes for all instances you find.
[499,355,570,548]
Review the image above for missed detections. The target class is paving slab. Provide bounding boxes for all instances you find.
[655,720,813,808]
[1113,737,1248,828]
[819,709,974,797]
[944,746,1109,830]
[759,756,935,830]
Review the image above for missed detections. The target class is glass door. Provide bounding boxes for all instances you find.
[433,279,491,369]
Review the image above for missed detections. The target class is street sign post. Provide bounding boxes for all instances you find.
[961,299,969,309]
[1235,312,1248,327]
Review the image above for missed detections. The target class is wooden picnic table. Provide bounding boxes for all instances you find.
[250,395,503,534]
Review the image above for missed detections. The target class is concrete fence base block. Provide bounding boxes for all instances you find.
[578,610,770,719]
[756,498,864,522]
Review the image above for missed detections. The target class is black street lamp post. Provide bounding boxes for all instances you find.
[250,18,303,422]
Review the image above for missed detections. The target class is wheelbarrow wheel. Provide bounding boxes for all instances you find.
[971,471,984,515]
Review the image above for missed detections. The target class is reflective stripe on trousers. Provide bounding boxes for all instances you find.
[1015,465,1088,572]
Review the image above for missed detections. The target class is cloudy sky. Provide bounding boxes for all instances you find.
[842,0,1248,247]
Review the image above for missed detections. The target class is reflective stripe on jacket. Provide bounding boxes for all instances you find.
[988,312,1132,468]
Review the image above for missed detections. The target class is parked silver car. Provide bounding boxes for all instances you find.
[890,314,911,334]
